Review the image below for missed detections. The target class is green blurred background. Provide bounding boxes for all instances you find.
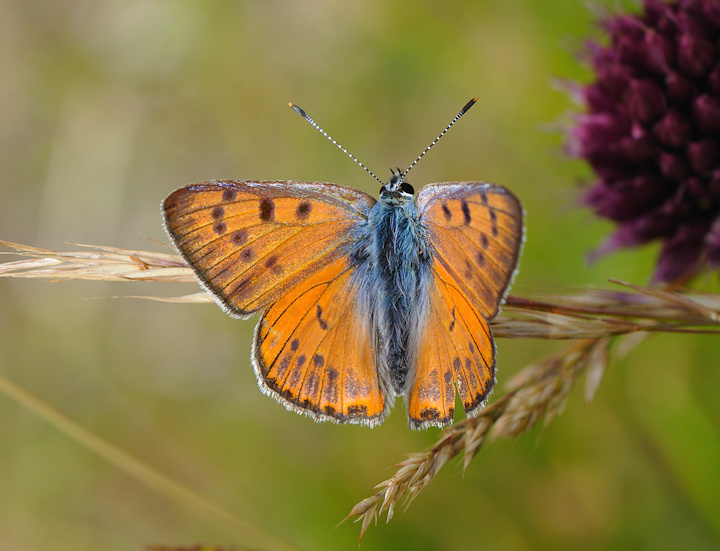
[1,0,720,549]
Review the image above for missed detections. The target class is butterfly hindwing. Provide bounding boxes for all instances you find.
[406,262,495,428]
[417,182,524,318]
[163,180,375,317]
[253,256,388,425]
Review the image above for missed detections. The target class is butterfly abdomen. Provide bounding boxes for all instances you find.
[368,200,431,395]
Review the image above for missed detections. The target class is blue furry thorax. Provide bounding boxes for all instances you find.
[350,170,433,394]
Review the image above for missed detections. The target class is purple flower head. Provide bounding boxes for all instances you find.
[569,0,720,283]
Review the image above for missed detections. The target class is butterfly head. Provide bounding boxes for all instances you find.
[380,168,415,204]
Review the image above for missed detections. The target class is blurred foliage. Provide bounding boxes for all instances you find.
[0,0,719,550]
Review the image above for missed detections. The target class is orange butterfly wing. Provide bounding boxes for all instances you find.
[406,182,524,428]
[163,180,375,317]
[417,182,524,319]
[407,264,496,428]
[253,256,388,425]
[164,180,386,423]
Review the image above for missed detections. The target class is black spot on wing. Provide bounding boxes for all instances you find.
[316,304,329,330]
[259,198,275,222]
[442,203,452,221]
[461,199,471,225]
[489,208,499,236]
[211,206,224,219]
[265,255,283,274]
[296,201,312,220]
[222,189,237,202]
[480,233,489,250]
[231,230,247,245]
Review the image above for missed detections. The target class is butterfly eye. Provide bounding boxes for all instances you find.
[401,182,414,195]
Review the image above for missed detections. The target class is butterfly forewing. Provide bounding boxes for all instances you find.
[163,180,375,317]
[417,182,524,319]
[254,256,388,425]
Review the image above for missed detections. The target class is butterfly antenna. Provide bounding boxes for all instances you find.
[403,97,478,177]
[289,103,384,185]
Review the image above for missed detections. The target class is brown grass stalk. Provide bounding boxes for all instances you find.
[2,240,719,335]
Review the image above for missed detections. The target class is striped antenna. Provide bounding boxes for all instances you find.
[289,103,384,185]
[403,97,478,177]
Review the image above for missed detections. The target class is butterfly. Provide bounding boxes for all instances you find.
[163,99,524,429]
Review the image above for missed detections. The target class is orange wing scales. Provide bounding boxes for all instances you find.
[419,183,524,319]
[407,265,495,428]
[164,181,370,317]
[254,256,386,425]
